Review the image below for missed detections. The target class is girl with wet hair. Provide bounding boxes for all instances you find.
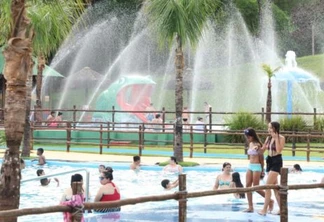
[259,121,285,216]
[230,172,245,199]
[243,127,272,213]
[60,174,88,202]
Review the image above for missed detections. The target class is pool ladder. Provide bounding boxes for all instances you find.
[21,168,90,202]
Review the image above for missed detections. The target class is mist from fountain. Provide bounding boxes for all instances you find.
[42,1,324,124]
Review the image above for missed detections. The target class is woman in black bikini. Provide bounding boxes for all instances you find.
[258,121,285,216]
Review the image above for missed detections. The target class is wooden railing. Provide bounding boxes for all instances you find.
[30,120,324,161]
[0,168,323,222]
[0,106,323,128]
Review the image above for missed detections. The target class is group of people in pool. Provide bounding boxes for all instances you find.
[212,121,285,216]
[26,121,323,215]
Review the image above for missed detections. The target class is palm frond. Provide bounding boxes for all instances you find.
[145,0,221,49]
[0,0,12,45]
[27,0,86,56]
[0,0,86,56]
[261,63,280,78]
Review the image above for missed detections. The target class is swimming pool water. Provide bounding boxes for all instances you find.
[17,161,324,222]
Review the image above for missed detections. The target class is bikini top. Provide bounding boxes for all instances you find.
[100,182,120,202]
[247,143,259,156]
[247,147,259,156]
[267,137,277,151]
[219,179,231,186]
[165,165,180,173]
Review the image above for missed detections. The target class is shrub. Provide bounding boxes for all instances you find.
[224,112,265,143]
[314,117,324,132]
[312,117,324,142]
[279,116,307,142]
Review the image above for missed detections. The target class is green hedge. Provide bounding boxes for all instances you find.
[224,112,265,143]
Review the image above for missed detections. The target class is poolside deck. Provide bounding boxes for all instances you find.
[32,150,324,167]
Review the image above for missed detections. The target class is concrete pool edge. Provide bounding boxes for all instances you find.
[22,150,324,168]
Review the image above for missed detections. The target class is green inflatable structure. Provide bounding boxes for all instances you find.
[94,75,156,122]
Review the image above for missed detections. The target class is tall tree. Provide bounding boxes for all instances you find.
[145,0,220,162]
[0,0,85,220]
[262,64,279,123]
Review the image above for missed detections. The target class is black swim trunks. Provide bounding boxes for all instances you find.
[266,154,283,174]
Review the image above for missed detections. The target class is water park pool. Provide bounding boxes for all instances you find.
[17,161,324,222]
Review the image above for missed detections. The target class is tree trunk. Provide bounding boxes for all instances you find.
[0,0,32,220]
[174,34,184,162]
[22,62,34,157]
[35,55,45,125]
[266,77,272,123]
[257,0,262,38]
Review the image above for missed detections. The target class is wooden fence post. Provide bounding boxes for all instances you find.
[66,122,71,152]
[306,133,310,162]
[189,126,193,158]
[313,108,317,126]
[204,125,207,153]
[71,182,84,222]
[138,125,143,156]
[208,106,212,133]
[107,122,110,149]
[279,168,288,222]
[99,124,103,154]
[30,122,34,150]
[292,130,296,157]
[178,174,187,222]
[112,106,115,130]
[162,107,166,133]
[261,107,265,124]
[142,122,145,150]
[73,105,77,129]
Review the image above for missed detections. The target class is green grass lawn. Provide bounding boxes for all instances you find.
[297,54,324,80]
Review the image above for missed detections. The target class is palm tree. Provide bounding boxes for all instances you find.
[0,0,85,219]
[145,0,221,162]
[262,64,280,123]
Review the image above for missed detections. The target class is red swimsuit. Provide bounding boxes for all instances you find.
[100,182,120,201]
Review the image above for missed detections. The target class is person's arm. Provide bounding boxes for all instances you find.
[178,165,183,174]
[94,188,103,202]
[229,182,235,188]
[54,178,59,187]
[130,163,136,170]
[321,177,324,184]
[213,175,220,190]
[258,144,265,172]
[170,180,179,189]
[260,136,270,152]
[274,134,285,153]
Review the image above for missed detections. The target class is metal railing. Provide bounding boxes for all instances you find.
[21,168,90,202]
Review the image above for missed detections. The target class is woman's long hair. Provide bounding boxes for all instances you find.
[244,127,263,146]
[232,172,245,199]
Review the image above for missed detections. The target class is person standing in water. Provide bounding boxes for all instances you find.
[243,128,273,213]
[163,156,183,174]
[258,121,285,216]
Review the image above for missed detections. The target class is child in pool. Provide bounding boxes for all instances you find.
[36,169,59,187]
[161,179,179,190]
[229,172,245,199]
